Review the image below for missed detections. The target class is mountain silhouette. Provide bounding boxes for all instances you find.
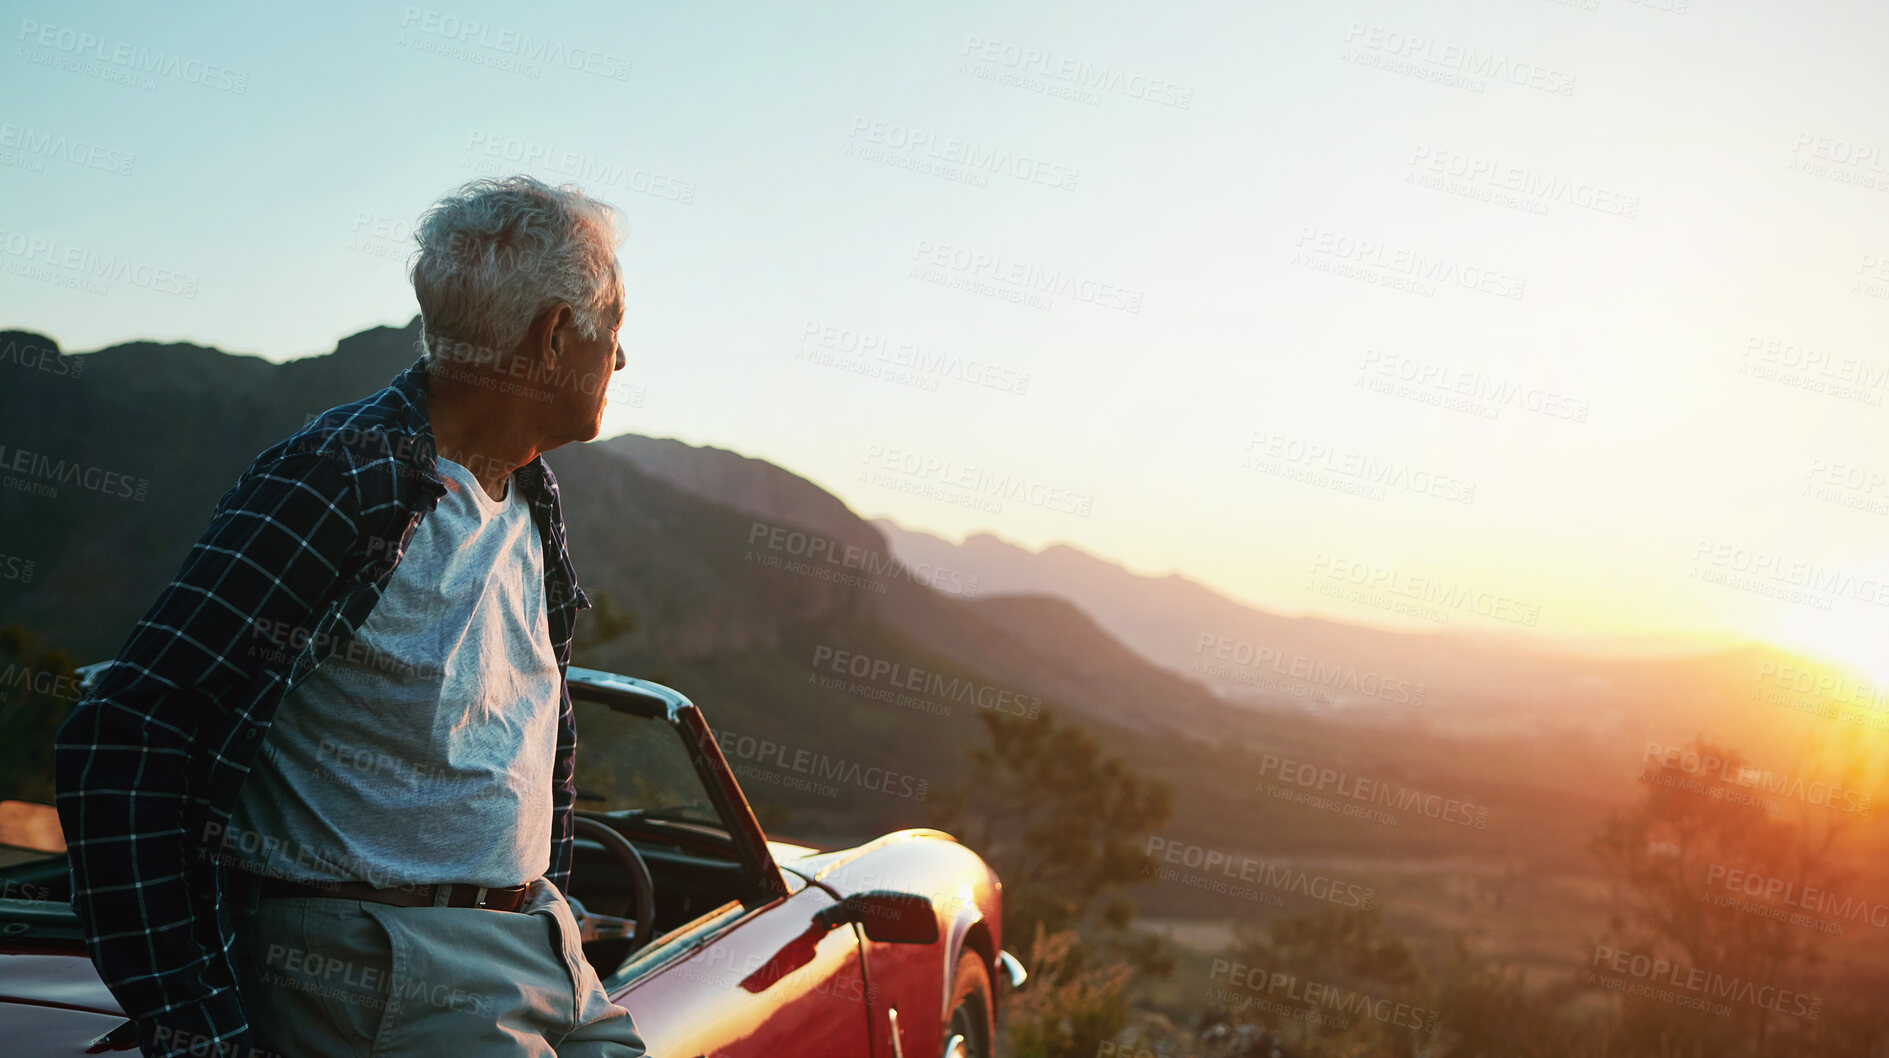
[0,320,1224,841]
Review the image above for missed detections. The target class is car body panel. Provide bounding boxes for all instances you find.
[611,884,874,1058]
[0,945,117,1016]
[794,830,1006,1056]
[0,1001,128,1056]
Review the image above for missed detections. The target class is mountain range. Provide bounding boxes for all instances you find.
[5,318,1877,907]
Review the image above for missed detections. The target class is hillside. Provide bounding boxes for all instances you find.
[10,319,1874,919]
[0,321,1228,845]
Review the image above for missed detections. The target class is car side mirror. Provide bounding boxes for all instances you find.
[813,890,939,944]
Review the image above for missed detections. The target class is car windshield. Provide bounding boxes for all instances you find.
[572,696,724,830]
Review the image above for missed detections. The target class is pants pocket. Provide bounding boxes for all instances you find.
[309,901,397,1054]
[238,899,397,1058]
[529,881,584,1029]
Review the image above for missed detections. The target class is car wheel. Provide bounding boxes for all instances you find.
[941,949,993,1058]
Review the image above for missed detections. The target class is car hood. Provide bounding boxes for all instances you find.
[773,828,965,887]
[0,997,127,1055]
[765,837,827,873]
[0,950,121,1015]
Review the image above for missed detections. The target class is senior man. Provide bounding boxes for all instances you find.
[55,175,647,1058]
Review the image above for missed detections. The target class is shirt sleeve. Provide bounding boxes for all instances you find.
[54,447,367,1055]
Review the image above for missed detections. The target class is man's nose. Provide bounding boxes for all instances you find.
[614,342,626,371]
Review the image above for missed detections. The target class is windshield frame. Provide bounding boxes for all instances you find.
[566,667,788,906]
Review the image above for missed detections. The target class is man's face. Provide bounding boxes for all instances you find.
[550,291,626,443]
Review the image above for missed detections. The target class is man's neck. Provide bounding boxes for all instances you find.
[427,385,542,504]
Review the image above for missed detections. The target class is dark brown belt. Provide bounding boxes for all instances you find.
[230,871,532,912]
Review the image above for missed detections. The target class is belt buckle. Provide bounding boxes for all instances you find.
[431,883,494,909]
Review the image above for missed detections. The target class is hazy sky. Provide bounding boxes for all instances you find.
[6,0,1889,669]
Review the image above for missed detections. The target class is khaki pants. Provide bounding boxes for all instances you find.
[229,877,647,1057]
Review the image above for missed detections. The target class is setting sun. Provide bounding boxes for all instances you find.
[1770,565,1889,686]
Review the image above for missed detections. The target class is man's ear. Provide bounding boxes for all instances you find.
[525,303,574,367]
[551,304,576,356]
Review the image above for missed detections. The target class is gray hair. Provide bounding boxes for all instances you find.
[408,175,625,365]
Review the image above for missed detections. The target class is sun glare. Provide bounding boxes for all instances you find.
[1770,574,1889,687]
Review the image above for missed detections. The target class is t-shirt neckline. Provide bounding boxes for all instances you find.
[438,457,509,512]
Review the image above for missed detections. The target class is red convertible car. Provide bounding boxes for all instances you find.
[0,664,1025,1057]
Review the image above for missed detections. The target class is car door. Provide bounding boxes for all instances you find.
[565,670,874,1057]
[611,874,874,1058]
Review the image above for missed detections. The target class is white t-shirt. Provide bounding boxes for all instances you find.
[229,456,562,888]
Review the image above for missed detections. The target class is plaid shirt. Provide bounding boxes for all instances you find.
[54,353,592,1058]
